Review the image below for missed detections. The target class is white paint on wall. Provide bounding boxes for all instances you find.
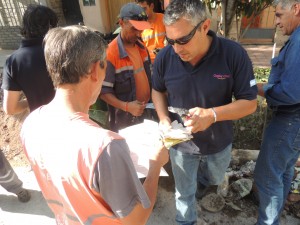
[79,0,111,34]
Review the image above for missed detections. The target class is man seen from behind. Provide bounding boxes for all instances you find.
[21,25,169,225]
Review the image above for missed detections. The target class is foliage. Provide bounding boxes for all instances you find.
[233,67,271,149]
[203,0,274,39]
[236,0,274,18]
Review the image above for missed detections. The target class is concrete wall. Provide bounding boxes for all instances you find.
[0,0,65,50]
[0,26,21,50]
[79,0,111,33]
[46,0,66,26]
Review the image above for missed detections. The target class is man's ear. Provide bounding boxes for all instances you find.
[90,61,100,82]
[293,3,300,16]
[150,3,155,10]
[119,18,125,27]
[201,19,211,34]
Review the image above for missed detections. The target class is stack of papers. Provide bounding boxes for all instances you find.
[119,120,193,178]
[119,120,168,178]
[160,120,193,149]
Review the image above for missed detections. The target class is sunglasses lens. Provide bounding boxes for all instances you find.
[176,39,189,45]
[166,37,175,45]
[166,37,188,46]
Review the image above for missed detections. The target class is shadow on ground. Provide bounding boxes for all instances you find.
[0,189,54,218]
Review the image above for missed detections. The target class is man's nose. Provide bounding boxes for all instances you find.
[275,17,280,26]
[173,43,183,53]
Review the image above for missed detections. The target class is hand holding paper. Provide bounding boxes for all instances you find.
[159,120,193,149]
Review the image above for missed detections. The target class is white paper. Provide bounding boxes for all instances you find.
[119,120,169,178]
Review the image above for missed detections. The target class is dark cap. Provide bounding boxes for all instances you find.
[120,3,151,30]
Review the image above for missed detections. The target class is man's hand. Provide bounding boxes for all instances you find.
[127,100,146,116]
[158,117,172,132]
[184,107,215,133]
[149,141,169,168]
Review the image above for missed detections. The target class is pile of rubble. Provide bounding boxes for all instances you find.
[200,150,300,219]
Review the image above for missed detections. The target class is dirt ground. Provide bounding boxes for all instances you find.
[0,108,30,167]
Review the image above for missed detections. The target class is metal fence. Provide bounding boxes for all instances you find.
[0,0,41,27]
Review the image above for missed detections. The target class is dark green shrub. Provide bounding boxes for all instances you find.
[233,68,271,149]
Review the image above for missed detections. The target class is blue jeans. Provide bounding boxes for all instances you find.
[170,144,232,225]
[254,112,300,225]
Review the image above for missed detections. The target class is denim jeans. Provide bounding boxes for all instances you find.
[170,144,232,225]
[254,112,300,225]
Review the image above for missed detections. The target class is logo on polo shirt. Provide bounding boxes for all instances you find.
[213,74,231,80]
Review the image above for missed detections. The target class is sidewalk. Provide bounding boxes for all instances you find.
[0,167,55,225]
[243,44,281,68]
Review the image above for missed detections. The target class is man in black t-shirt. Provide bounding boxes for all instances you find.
[0,4,58,204]
[1,4,58,114]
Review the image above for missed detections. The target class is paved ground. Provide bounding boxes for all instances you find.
[243,44,281,68]
[0,167,55,225]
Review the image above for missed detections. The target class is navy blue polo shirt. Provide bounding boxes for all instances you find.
[2,38,55,112]
[152,30,257,155]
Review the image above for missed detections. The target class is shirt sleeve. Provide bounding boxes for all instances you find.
[1,56,22,91]
[264,39,300,106]
[151,47,168,92]
[101,59,116,95]
[91,139,150,218]
[230,44,258,101]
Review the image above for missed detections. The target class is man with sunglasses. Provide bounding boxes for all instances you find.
[254,0,300,224]
[151,0,258,224]
[101,3,157,132]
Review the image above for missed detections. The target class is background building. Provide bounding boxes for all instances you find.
[0,0,287,50]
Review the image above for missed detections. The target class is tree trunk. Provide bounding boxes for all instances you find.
[224,0,237,37]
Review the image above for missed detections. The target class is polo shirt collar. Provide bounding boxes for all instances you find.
[116,34,146,59]
[289,26,300,41]
[20,37,43,48]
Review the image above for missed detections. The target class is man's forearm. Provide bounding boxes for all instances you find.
[3,99,29,115]
[100,93,126,111]
[151,89,169,121]
[257,83,266,97]
[213,99,257,122]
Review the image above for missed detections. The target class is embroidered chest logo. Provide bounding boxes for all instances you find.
[213,74,231,80]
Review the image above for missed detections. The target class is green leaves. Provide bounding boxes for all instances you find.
[254,67,270,82]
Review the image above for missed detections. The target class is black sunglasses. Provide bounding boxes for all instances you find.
[123,13,148,22]
[166,20,205,46]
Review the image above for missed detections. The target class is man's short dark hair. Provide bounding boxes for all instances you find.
[135,0,155,6]
[20,4,58,38]
[44,26,107,87]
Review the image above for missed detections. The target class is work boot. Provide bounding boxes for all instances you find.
[196,182,209,199]
[17,188,31,203]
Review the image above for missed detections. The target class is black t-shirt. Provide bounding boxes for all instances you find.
[152,31,258,155]
[1,38,55,112]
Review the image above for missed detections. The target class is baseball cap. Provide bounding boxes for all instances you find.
[120,3,151,31]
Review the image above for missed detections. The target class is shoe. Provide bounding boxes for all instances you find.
[17,189,31,203]
[196,182,209,199]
